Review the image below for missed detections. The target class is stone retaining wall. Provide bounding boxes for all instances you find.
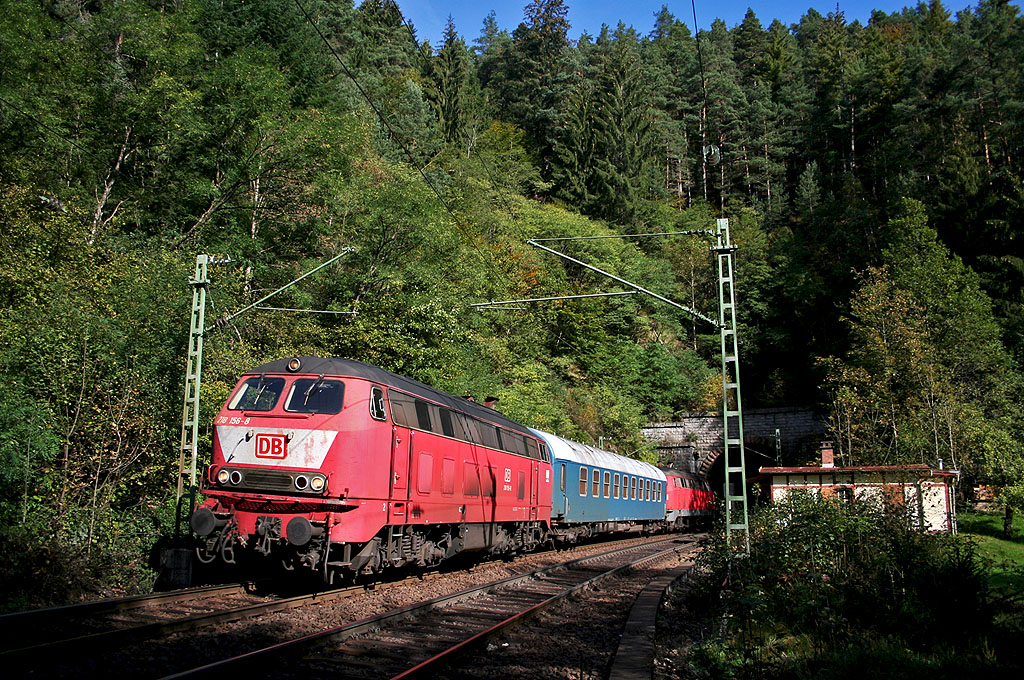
[642,407,827,472]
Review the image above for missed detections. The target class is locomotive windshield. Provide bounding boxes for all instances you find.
[285,378,344,414]
[227,375,285,411]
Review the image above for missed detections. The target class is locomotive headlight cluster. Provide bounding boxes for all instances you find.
[214,465,327,494]
[294,473,327,493]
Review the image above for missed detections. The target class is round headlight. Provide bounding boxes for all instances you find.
[217,469,230,485]
[229,470,243,485]
[287,358,302,372]
[294,475,308,490]
[310,476,325,492]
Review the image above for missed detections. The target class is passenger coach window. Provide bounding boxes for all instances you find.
[631,477,637,499]
[579,467,588,496]
[560,464,566,492]
[613,473,620,498]
[285,377,344,414]
[592,470,600,497]
[228,376,286,411]
[369,386,387,421]
[603,472,611,498]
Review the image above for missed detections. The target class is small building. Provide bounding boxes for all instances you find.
[754,443,958,533]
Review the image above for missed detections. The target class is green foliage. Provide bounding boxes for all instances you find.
[685,493,1018,677]
[0,0,1022,609]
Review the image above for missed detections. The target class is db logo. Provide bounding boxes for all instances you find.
[255,433,287,459]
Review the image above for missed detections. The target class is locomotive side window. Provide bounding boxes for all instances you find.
[369,386,387,421]
[461,416,481,443]
[475,421,500,449]
[603,471,611,498]
[414,400,432,431]
[449,411,471,440]
[499,429,526,456]
[228,376,285,411]
[591,469,600,497]
[285,377,344,414]
[517,470,525,500]
[579,467,588,496]
[439,408,455,437]
[388,391,414,428]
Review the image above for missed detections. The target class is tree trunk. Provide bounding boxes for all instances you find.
[1004,503,1014,540]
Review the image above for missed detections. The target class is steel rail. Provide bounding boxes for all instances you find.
[1,582,363,661]
[161,536,694,679]
[393,539,699,679]
[0,582,253,630]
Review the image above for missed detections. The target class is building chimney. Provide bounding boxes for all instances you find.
[821,441,835,468]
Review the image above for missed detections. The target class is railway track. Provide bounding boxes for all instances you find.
[2,534,695,679]
[164,535,699,679]
[0,579,367,672]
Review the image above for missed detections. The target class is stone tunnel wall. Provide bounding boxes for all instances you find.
[642,408,828,473]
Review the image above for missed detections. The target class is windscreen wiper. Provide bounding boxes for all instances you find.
[303,374,325,406]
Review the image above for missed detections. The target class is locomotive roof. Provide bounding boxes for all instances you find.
[530,429,666,481]
[248,357,534,437]
[660,468,706,480]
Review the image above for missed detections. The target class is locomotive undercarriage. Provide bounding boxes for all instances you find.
[340,520,549,582]
[193,509,550,584]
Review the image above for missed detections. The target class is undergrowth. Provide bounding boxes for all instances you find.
[677,494,1023,678]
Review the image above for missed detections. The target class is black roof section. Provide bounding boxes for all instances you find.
[249,357,534,438]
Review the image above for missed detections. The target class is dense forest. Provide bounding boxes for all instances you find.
[0,0,1022,604]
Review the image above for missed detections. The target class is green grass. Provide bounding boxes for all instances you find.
[958,509,1024,593]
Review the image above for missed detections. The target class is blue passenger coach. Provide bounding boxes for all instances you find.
[531,429,668,542]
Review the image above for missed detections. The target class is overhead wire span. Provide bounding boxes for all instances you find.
[471,291,638,308]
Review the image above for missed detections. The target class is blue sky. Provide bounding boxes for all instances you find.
[394,1,1003,47]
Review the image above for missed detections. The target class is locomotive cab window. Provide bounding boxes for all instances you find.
[284,377,344,414]
[228,376,285,411]
[369,386,387,421]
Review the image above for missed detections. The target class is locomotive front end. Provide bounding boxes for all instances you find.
[190,357,379,576]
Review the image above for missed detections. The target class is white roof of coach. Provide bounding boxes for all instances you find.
[530,429,666,481]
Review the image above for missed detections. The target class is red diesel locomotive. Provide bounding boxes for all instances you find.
[190,357,553,582]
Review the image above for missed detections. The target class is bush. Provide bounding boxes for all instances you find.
[682,492,1016,677]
